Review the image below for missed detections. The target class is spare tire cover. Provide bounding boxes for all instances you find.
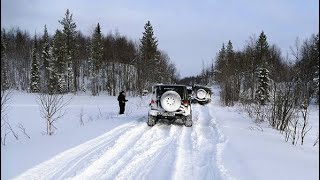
[160,90,181,112]
[196,89,207,99]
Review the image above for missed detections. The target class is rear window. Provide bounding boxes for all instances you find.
[154,86,187,99]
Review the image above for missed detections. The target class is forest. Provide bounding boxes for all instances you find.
[179,30,319,145]
[1,9,179,96]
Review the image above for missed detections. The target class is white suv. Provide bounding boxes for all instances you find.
[148,84,192,127]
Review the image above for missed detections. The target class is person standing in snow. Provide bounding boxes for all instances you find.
[117,91,128,114]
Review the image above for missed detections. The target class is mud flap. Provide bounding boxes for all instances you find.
[147,115,156,126]
[184,114,192,127]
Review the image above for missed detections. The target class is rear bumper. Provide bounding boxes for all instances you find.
[194,98,211,103]
[149,109,190,117]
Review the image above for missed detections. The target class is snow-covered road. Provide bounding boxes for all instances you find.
[13,104,233,180]
[4,90,318,180]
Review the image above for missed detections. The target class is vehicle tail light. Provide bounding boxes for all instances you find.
[183,100,188,106]
[151,100,155,105]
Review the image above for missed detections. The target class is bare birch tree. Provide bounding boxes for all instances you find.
[37,93,71,135]
[300,99,312,145]
[1,89,19,145]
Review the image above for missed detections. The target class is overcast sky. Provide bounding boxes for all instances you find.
[1,0,319,78]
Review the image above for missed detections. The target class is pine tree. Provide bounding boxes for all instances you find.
[226,40,235,69]
[256,67,270,105]
[314,71,319,103]
[89,23,104,96]
[213,41,242,106]
[30,35,40,93]
[59,9,77,92]
[51,29,67,93]
[214,44,226,102]
[256,31,270,67]
[47,47,58,94]
[139,21,158,89]
[41,25,50,92]
[313,33,319,103]
[249,31,270,102]
[1,31,9,90]
[226,40,239,104]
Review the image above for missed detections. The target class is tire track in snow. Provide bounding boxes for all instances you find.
[102,124,181,180]
[208,103,235,180]
[56,121,149,180]
[189,104,222,180]
[172,126,194,180]
[13,121,144,180]
[66,122,151,180]
[135,125,182,180]
[141,125,181,180]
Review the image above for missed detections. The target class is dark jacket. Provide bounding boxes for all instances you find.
[117,93,127,104]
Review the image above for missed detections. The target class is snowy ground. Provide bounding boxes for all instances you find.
[1,88,319,180]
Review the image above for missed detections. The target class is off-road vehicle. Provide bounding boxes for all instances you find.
[148,84,192,127]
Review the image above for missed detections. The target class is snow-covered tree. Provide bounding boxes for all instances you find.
[89,23,104,96]
[48,48,59,94]
[313,33,319,103]
[1,31,9,90]
[51,30,67,93]
[59,9,77,92]
[30,35,40,93]
[294,33,319,102]
[41,25,51,92]
[256,67,270,105]
[314,71,319,104]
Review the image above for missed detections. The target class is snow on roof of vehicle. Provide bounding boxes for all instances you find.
[193,84,211,88]
[153,84,187,87]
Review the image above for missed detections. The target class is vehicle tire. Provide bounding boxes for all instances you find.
[147,115,156,126]
[160,90,181,112]
[196,89,207,100]
[184,114,192,127]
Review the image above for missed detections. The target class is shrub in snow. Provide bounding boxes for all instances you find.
[79,107,85,126]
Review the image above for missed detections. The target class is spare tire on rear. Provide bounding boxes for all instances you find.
[160,90,181,112]
[196,89,207,99]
